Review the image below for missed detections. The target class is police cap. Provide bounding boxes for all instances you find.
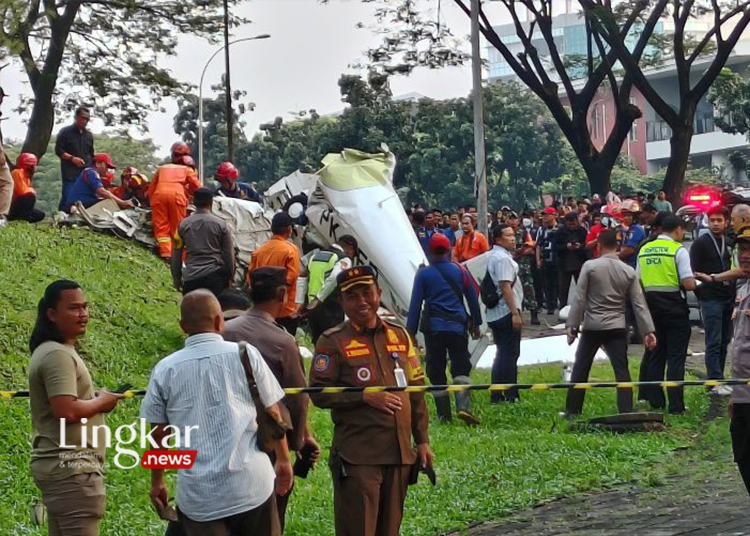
[337,265,377,293]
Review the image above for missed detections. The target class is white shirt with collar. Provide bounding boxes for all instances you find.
[140,333,284,522]
[486,245,523,323]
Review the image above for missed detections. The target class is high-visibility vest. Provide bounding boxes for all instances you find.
[307,250,339,301]
[638,238,682,292]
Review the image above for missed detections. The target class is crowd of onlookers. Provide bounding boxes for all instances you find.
[406,191,674,324]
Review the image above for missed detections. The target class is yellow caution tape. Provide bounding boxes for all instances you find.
[2,379,749,399]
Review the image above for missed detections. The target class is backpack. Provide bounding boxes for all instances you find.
[480,269,500,309]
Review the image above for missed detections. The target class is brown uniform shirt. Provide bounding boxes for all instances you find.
[223,309,309,451]
[309,318,429,466]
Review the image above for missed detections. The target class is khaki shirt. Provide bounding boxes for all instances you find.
[172,211,235,284]
[309,318,429,465]
[28,342,106,481]
[567,253,654,335]
[223,309,309,451]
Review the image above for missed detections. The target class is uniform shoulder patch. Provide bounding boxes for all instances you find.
[313,352,332,373]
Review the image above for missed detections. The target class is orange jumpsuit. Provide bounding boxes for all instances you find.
[11,168,35,200]
[148,164,200,258]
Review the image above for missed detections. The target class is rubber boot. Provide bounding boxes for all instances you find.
[530,310,541,326]
[433,392,452,423]
[454,375,480,426]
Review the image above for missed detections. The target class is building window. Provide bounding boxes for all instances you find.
[629,123,638,142]
[592,105,602,139]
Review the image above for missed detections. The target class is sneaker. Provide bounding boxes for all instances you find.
[457,410,481,426]
[0,216,7,228]
[711,385,733,396]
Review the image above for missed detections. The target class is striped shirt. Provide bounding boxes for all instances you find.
[140,333,284,522]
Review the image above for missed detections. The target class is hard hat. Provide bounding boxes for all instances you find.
[170,141,191,157]
[17,153,38,168]
[129,173,149,188]
[122,166,138,176]
[215,161,239,180]
[621,199,641,213]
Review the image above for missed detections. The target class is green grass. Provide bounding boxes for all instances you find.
[0,222,727,536]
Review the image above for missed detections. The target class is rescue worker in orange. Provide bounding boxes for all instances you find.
[249,212,302,335]
[309,265,433,536]
[148,142,201,259]
[112,167,149,207]
[10,153,45,223]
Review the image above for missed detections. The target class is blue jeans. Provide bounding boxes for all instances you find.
[489,313,521,402]
[701,299,733,380]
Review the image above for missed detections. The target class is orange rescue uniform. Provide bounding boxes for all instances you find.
[249,235,301,319]
[148,164,200,258]
[453,231,489,263]
[11,168,35,201]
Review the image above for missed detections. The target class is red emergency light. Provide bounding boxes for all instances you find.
[685,187,720,209]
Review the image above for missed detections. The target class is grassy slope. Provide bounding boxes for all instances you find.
[0,223,721,536]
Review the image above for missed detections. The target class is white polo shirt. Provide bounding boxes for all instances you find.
[486,245,524,323]
[140,333,284,522]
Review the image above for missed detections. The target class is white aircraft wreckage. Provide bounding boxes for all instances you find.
[69,146,491,361]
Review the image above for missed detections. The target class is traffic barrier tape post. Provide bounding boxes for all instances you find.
[1,379,749,399]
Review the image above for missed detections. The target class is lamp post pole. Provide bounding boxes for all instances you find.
[198,34,270,183]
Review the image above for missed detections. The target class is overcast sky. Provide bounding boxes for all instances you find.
[1,0,513,154]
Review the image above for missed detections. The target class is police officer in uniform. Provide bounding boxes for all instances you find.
[637,214,697,413]
[309,266,433,536]
[305,235,358,343]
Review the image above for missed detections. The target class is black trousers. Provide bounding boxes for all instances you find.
[558,269,580,308]
[182,269,229,298]
[9,193,44,223]
[308,301,344,344]
[531,264,545,311]
[177,493,280,536]
[565,329,632,414]
[424,331,472,386]
[731,403,750,496]
[639,301,690,413]
[543,265,559,312]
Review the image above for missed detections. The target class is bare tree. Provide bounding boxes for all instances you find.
[581,0,750,201]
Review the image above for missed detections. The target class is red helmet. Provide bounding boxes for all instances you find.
[17,153,38,169]
[170,141,191,157]
[215,161,239,180]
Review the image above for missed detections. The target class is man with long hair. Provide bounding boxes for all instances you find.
[28,280,123,535]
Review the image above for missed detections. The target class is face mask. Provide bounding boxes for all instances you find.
[522,218,532,228]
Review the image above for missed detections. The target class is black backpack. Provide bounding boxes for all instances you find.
[480,269,500,309]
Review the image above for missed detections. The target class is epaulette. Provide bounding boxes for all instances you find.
[321,322,347,338]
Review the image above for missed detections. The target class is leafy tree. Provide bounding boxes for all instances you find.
[0,0,242,157]
[173,79,251,182]
[176,72,569,209]
[5,136,159,215]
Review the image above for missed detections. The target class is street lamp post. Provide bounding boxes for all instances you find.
[198,34,270,183]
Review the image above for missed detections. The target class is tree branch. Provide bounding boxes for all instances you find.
[688,4,747,65]
[691,8,750,102]
[582,0,678,126]
[527,0,578,107]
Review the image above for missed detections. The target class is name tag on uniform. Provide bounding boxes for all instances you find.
[342,339,372,359]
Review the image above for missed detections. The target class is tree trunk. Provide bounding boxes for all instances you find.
[582,159,613,196]
[662,126,693,205]
[22,79,57,157]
